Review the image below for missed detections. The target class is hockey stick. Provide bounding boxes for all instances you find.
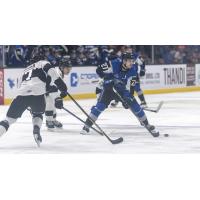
[62,106,105,136]
[113,87,163,114]
[113,88,170,137]
[66,92,123,144]
[113,87,134,109]
[143,101,164,113]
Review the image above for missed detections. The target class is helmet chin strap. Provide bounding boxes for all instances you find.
[122,63,128,71]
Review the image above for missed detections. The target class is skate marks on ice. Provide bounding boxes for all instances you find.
[0,121,200,153]
[0,92,200,153]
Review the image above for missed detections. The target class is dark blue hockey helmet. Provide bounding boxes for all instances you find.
[121,52,134,60]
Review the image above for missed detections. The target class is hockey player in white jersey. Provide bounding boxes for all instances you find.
[0,47,68,146]
[45,57,72,130]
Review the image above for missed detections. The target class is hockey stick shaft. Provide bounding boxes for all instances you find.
[113,88,132,110]
[67,92,123,144]
[114,87,163,113]
[113,88,145,121]
[62,107,104,135]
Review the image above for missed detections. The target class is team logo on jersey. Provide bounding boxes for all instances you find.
[70,73,78,87]
[7,78,15,89]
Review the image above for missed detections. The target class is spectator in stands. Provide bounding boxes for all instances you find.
[3,45,200,67]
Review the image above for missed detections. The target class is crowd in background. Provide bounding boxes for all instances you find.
[1,45,200,67]
[154,45,200,64]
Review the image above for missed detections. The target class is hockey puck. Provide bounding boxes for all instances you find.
[164,134,169,137]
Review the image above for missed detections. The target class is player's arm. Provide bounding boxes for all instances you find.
[96,61,112,79]
[135,56,146,77]
[43,63,67,97]
[43,63,67,109]
[96,61,115,90]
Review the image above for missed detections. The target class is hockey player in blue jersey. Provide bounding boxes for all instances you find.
[80,52,159,137]
[109,52,147,108]
[130,53,147,107]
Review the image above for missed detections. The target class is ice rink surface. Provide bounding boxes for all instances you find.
[0,91,200,154]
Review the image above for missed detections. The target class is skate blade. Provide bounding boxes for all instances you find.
[47,128,56,132]
[80,130,91,135]
[150,131,160,137]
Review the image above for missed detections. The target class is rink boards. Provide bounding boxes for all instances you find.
[0,64,200,105]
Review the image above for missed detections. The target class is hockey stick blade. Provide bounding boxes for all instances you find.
[62,107,104,135]
[62,106,123,144]
[155,101,164,113]
[110,137,123,144]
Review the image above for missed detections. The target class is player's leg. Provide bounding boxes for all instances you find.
[96,86,102,100]
[53,111,63,128]
[0,96,28,136]
[80,88,113,134]
[30,95,46,145]
[45,94,55,130]
[123,91,159,137]
[134,82,147,107]
[51,92,63,128]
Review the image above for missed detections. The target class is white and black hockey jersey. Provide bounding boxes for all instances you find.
[18,60,66,96]
[45,66,64,94]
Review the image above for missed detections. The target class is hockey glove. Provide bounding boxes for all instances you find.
[60,91,68,98]
[55,97,63,109]
[135,56,145,66]
[140,69,145,77]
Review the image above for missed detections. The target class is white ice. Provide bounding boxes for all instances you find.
[0,91,200,153]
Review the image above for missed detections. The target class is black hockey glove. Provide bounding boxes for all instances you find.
[55,97,63,109]
[60,91,68,98]
[140,69,145,77]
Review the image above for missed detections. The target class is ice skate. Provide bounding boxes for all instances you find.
[145,124,159,137]
[46,120,55,131]
[53,120,63,128]
[33,126,42,147]
[80,126,90,135]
